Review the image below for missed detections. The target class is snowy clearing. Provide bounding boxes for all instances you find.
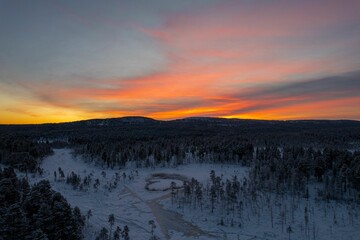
[26,148,360,240]
[28,149,247,239]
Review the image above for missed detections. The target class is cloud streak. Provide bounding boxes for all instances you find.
[11,70,359,121]
[235,71,360,100]
[0,0,360,123]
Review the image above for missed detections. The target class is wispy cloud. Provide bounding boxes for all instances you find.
[0,0,360,123]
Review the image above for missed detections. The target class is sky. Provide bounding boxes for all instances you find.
[0,0,359,124]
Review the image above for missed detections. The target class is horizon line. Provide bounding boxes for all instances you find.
[1,115,359,126]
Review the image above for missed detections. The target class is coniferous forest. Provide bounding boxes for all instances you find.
[1,117,360,239]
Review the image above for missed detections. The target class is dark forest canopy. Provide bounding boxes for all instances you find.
[0,167,84,239]
[1,117,359,145]
[0,116,360,240]
[1,118,359,191]
[1,117,360,169]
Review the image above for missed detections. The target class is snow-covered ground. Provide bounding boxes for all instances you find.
[146,179,183,191]
[27,149,360,240]
[28,149,246,239]
[161,189,360,240]
[31,149,160,239]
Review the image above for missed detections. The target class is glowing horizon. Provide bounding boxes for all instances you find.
[1,0,359,124]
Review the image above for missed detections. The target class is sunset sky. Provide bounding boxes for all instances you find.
[1,0,359,124]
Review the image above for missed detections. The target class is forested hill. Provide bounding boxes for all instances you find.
[1,117,360,203]
[1,116,360,150]
[1,116,360,135]
[0,117,358,145]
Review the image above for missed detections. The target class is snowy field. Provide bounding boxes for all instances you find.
[26,148,360,240]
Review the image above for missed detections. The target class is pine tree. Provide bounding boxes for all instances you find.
[170,181,177,206]
[108,214,115,239]
[86,209,93,226]
[113,226,121,240]
[73,206,85,238]
[0,203,27,239]
[96,227,109,240]
[122,225,130,240]
[149,220,156,236]
[287,225,293,240]
[210,185,217,213]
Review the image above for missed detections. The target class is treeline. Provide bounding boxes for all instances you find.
[170,170,360,239]
[74,138,360,201]
[1,117,359,170]
[2,117,360,148]
[0,135,52,172]
[72,136,254,167]
[0,167,85,239]
[251,147,360,200]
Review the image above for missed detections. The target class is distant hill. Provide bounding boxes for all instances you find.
[1,116,359,127]
[72,116,158,127]
[1,116,359,140]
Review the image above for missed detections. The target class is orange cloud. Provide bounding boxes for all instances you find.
[1,0,360,123]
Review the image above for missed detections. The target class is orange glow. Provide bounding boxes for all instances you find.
[222,97,360,120]
[1,0,360,124]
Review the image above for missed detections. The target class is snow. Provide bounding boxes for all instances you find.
[147,179,183,191]
[25,148,360,240]
[160,193,360,240]
[29,149,160,239]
